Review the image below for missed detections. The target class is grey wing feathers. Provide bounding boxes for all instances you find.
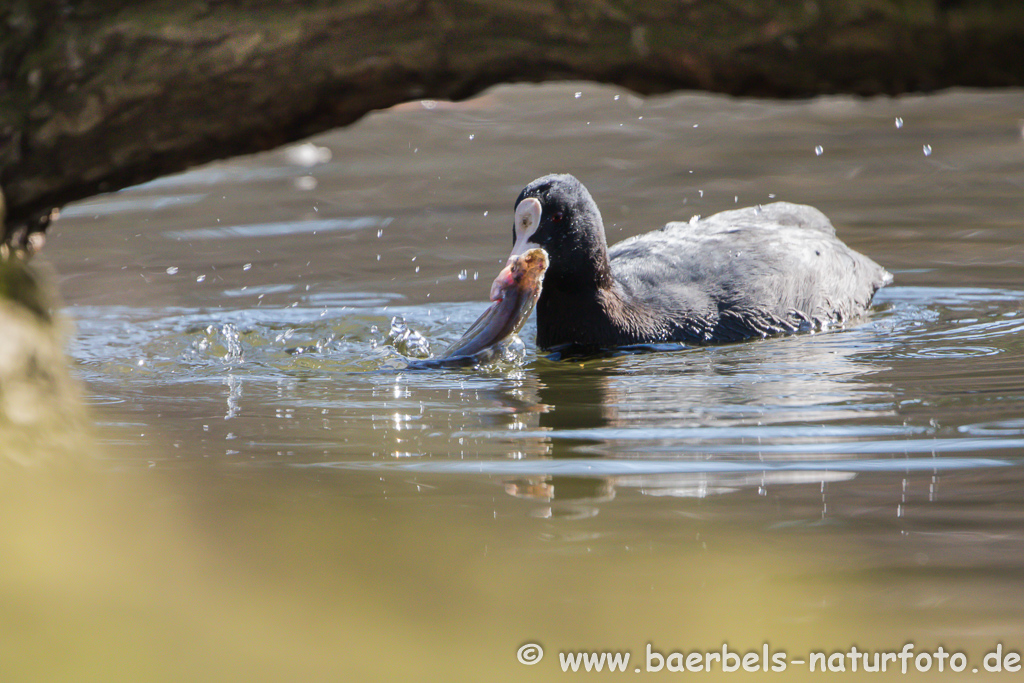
[607,202,890,341]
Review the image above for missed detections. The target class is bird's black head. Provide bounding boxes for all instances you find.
[508,174,612,291]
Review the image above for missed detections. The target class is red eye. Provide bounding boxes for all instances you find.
[551,212,565,223]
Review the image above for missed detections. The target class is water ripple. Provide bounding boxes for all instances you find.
[164,217,392,240]
[905,345,1004,359]
[303,457,1010,477]
[456,425,929,441]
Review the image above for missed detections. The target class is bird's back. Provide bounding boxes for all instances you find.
[607,202,891,343]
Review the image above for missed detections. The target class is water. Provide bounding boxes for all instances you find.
[8,83,1024,680]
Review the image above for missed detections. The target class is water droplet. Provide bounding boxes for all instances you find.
[165,266,178,275]
[458,269,468,281]
[922,144,932,156]
[196,274,206,283]
[693,123,698,128]
[814,145,824,156]
[386,316,431,358]
[614,94,620,100]
[414,266,420,273]
[220,323,243,362]
[895,117,904,129]
[473,272,479,280]
[698,190,704,198]
[734,196,739,203]
[242,263,252,271]
[574,91,582,99]
[483,211,488,217]
[468,134,475,140]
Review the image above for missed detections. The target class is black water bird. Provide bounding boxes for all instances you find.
[493,173,891,351]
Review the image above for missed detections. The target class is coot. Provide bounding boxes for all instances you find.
[492,173,891,351]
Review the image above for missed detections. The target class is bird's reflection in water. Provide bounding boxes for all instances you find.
[496,329,894,516]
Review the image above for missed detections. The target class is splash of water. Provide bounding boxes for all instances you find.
[386,317,431,359]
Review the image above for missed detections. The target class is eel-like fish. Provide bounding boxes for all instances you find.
[408,248,548,368]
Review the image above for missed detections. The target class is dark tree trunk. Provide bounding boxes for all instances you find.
[2,0,1024,246]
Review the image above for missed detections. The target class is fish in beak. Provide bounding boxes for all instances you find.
[429,247,549,365]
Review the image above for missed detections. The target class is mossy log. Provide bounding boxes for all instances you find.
[2,0,1024,246]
